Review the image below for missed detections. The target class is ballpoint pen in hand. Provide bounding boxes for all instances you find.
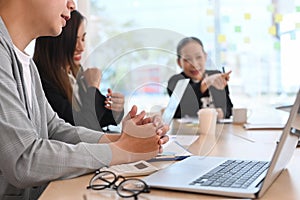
[222,66,225,73]
[222,66,230,81]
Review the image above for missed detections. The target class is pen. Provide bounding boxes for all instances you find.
[222,66,225,73]
[222,66,230,81]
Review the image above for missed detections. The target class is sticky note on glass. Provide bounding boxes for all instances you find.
[207,26,215,33]
[244,37,250,44]
[229,44,237,51]
[244,13,251,20]
[267,5,275,12]
[274,42,280,50]
[207,9,214,16]
[222,16,230,23]
[275,14,283,23]
[290,32,296,40]
[269,26,277,35]
[218,34,226,43]
[235,26,242,32]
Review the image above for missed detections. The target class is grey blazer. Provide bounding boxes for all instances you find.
[0,18,112,200]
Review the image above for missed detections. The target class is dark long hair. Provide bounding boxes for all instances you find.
[33,10,85,104]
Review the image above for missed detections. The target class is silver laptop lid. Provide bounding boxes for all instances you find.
[162,78,190,125]
[258,88,300,197]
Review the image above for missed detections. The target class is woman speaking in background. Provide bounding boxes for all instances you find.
[167,36,233,119]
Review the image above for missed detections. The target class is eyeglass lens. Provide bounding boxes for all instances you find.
[87,170,150,199]
[117,179,150,198]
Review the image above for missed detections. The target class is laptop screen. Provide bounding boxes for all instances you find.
[259,89,300,197]
[291,106,300,131]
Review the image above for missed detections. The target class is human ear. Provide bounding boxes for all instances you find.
[177,58,183,68]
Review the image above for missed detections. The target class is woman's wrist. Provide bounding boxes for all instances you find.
[109,140,157,165]
[200,78,209,93]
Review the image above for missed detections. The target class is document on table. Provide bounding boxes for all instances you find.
[243,123,285,130]
[176,117,198,124]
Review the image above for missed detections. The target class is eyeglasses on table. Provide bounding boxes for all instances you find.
[86,170,150,200]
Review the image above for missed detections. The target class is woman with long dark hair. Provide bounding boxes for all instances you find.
[34,10,124,131]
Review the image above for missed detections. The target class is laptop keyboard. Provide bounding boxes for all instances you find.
[190,160,269,188]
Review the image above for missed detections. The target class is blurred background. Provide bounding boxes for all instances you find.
[37,0,300,114]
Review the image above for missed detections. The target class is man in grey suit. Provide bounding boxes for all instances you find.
[0,1,169,199]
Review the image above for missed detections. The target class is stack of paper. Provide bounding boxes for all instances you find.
[243,123,285,130]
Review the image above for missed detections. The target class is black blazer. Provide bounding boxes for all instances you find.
[40,76,123,131]
[167,71,233,119]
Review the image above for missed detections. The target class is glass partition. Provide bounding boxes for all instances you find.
[78,0,299,113]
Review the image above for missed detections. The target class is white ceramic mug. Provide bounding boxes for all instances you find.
[197,108,217,135]
[232,108,250,124]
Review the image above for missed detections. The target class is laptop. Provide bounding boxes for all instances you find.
[162,78,190,125]
[144,89,300,199]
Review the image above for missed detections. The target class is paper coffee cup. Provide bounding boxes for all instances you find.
[232,108,249,124]
[197,108,217,135]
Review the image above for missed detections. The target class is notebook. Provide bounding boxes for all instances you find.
[162,78,190,125]
[144,89,300,199]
